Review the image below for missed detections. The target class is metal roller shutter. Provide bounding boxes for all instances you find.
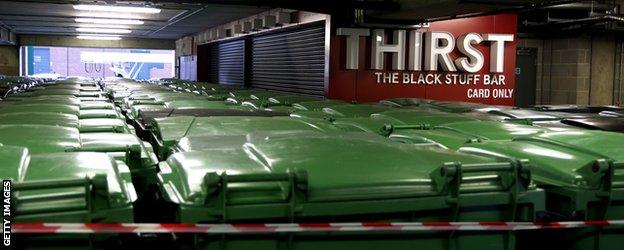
[217,39,245,85]
[206,44,218,83]
[251,22,326,96]
[205,38,245,85]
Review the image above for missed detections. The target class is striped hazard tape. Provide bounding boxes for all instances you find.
[12,220,624,234]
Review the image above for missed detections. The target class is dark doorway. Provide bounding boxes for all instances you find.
[515,47,537,107]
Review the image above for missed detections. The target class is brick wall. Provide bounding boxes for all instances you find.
[0,46,18,75]
[519,35,620,105]
[615,43,624,105]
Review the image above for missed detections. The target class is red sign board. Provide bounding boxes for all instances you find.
[328,13,518,105]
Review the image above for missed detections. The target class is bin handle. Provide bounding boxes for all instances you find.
[611,161,624,189]
[593,160,624,197]
[12,174,109,217]
[203,169,308,222]
[380,124,430,136]
[430,160,531,221]
[432,161,531,193]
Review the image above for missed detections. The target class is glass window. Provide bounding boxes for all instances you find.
[21,46,174,80]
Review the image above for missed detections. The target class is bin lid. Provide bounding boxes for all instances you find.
[378,98,434,108]
[292,100,347,111]
[533,105,590,113]
[80,132,143,152]
[487,108,590,121]
[322,104,393,118]
[204,93,232,101]
[389,121,553,149]
[330,117,390,134]
[561,117,624,132]
[2,96,83,105]
[165,100,234,109]
[521,130,624,162]
[372,110,478,126]
[240,99,266,109]
[0,112,79,128]
[138,109,289,130]
[78,102,115,110]
[268,95,320,106]
[0,103,80,115]
[24,89,81,96]
[21,152,134,202]
[2,97,113,110]
[0,124,81,153]
[425,101,490,113]
[152,116,338,146]
[159,132,500,206]
[263,106,295,113]
[229,89,269,98]
[43,84,101,92]
[78,109,121,119]
[128,104,166,119]
[249,92,280,100]
[435,121,551,140]
[79,118,128,133]
[175,131,321,153]
[459,133,623,189]
[39,84,82,90]
[0,145,29,172]
[4,151,136,220]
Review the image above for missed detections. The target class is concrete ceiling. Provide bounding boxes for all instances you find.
[0,0,559,40]
[0,1,269,39]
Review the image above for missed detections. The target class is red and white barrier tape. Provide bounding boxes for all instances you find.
[12,220,624,234]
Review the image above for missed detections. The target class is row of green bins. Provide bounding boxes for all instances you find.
[101,79,328,138]
[2,80,123,120]
[156,131,544,250]
[1,76,41,97]
[1,79,134,134]
[0,78,159,218]
[106,79,623,249]
[378,97,620,130]
[458,130,624,250]
[1,143,136,249]
[332,104,623,250]
[0,120,157,190]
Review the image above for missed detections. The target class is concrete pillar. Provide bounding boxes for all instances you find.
[589,35,616,105]
[0,46,19,75]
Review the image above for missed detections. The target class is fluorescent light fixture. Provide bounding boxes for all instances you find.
[76,12,141,19]
[79,24,130,29]
[73,4,161,14]
[75,18,144,25]
[81,51,174,63]
[76,28,131,34]
[77,35,122,40]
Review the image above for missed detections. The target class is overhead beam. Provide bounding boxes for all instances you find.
[19,34,175,49]
[146,0,400,14]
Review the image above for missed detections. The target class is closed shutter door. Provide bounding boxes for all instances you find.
[251,22,326,96]
[207,44,218,83]
[217,39,244,85]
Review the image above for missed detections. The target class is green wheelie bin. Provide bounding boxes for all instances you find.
[1,145,136,249]
[156,132,544,250]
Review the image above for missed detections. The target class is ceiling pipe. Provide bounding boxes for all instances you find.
[148,6,205,36]
[523,14,624,29]
[542,2,615,12]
